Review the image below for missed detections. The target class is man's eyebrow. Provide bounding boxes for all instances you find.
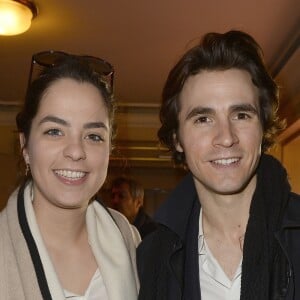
[185,107,215,120]
[230,104,259,115]
[184,104,259,120]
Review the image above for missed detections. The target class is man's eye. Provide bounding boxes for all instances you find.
[236,113,251,120]
[195,116,210,123]
[44,128,62,136]
[86,134,103,142]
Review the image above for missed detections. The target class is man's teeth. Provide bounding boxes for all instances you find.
[212,158,239,165]
[55,170,85,179]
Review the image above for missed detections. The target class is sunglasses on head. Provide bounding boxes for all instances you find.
[28,50,114,91]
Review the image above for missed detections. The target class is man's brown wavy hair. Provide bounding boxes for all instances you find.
[158,30,285,164]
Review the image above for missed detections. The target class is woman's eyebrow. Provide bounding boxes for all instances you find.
[38,115,108,130]
[83,122,108,130]
[38,115,68,126]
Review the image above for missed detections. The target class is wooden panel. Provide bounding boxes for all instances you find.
[283,135,300,193]
[269,119,300,193]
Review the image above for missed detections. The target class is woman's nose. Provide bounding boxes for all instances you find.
[63,139,86,161]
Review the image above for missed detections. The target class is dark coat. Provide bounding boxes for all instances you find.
[137,172,300,300]
[133,208,158,239]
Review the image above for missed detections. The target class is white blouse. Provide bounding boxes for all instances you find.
[64,268,108,300]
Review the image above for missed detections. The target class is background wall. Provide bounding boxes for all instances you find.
[0,123,19,210]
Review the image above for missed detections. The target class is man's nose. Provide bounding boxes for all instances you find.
[212,119,239,148]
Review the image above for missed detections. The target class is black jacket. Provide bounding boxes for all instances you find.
[133,208,158,239]
[137,161,300,300]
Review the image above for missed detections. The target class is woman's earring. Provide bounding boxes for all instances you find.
[25,164,30,176]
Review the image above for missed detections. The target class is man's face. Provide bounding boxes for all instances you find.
[111,183,141,223]
[175,69,263,197]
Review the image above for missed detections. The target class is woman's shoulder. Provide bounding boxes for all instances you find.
[0,187,20,229]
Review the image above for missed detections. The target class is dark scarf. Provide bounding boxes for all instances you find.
[241,154,291,299]
[183,154,291,300]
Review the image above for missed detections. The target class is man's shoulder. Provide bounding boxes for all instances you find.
[288,192,300,210]
[136,224,184,298]
[290,192,300,200]
[283,192,300,225]
[154,172,196,226]
[135,210,158,238]
[137,224,180,253]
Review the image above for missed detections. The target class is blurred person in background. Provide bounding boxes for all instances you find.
[111,176,157,239]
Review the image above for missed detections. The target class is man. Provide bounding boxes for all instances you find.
[110,176,157,239]
[137,31,300,300]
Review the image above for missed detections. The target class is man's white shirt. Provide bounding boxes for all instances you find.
[198,209,241,300]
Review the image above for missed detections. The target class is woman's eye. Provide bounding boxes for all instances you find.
[86,134,103,142]
[44,128,63,136]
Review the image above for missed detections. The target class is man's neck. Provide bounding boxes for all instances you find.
[197,180,256,280]
[202,203,249,241]
[196,176,257,238]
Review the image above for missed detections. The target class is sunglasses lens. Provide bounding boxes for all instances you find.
[82,56,113,76]
[33,51,67,67]
[29,51,114,90]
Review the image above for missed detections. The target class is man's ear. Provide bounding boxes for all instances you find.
[173,132,184,153]
[19,133,29,164]
[135,197,143,210]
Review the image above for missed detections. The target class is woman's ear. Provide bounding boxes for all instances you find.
[19,133,29,164]
[173,132,184,153]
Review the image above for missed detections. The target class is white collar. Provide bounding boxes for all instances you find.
[24,182,138,300]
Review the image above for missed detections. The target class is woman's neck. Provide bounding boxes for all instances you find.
[33,200,88,247]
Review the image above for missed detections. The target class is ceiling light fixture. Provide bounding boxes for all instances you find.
[0,0,37,36]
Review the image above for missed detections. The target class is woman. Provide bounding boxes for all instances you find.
[0,54,140,299]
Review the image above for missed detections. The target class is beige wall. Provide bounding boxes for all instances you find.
[283,135,300,194]
[0,125,19,210]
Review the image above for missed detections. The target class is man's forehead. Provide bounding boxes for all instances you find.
[112,183,130,192]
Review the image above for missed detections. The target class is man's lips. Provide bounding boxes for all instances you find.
[210,157,240,166]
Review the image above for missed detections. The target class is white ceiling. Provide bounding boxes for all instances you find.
[0,0,299,103]
[0,0,299,164]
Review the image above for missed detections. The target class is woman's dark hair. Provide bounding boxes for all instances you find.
[158,30,285,164]
[16,55,116,180]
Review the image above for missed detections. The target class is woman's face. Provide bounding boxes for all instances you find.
[21,78,110,210]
